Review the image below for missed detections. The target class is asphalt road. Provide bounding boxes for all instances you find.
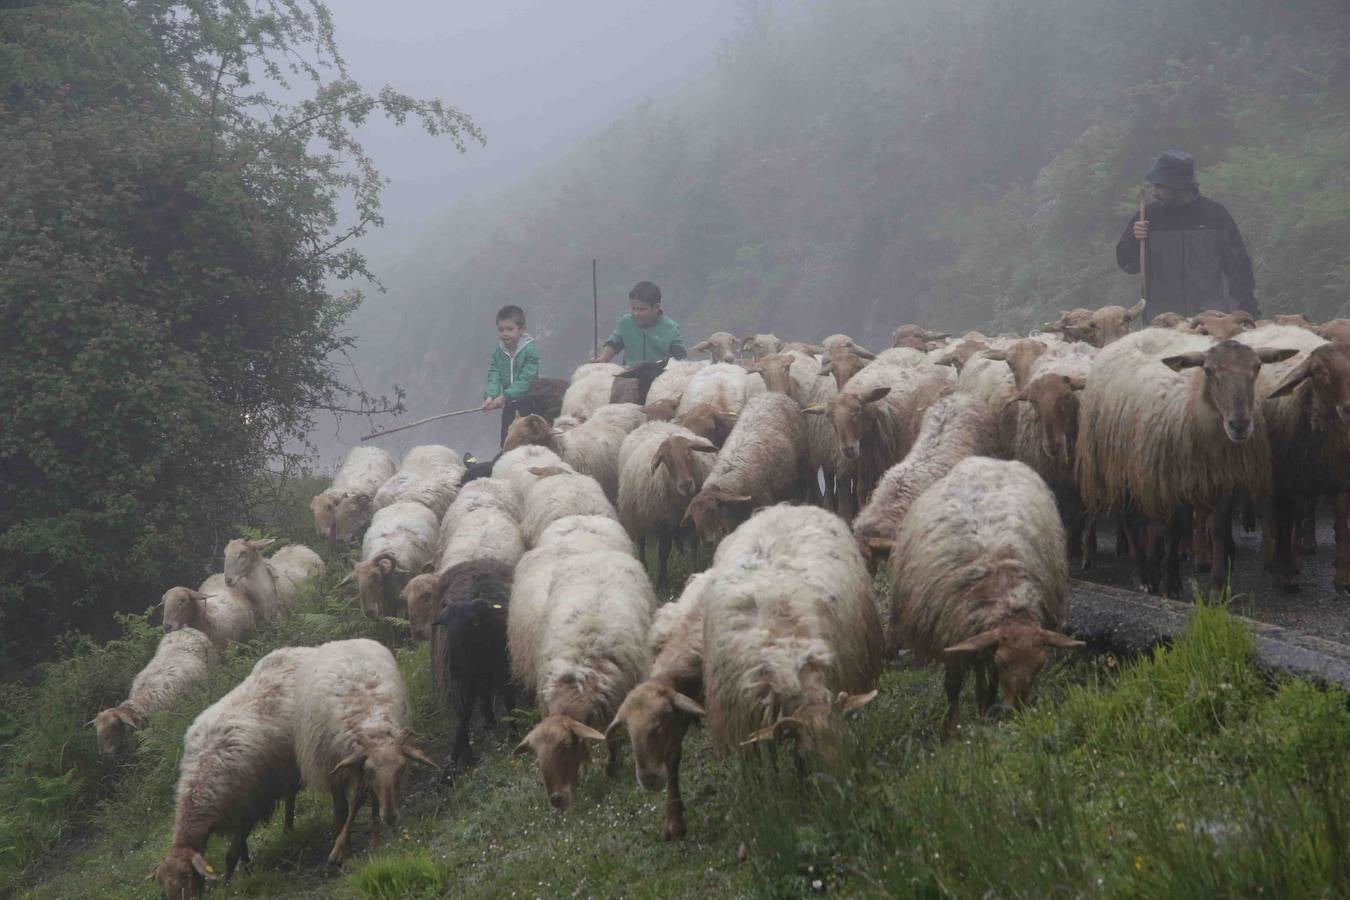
[1076,511,1350,644]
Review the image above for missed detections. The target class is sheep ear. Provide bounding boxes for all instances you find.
[1038,628,1086,650]
[1068,375,1088,391]
[247,538,277,551]
[513,737,534,756]
[1266,358,1312,398]
[114,707,143,728]
[1161,351,1206,371]
[853,346,877,360]
[337,572,353,587]
[377,557,395,576]
[191,852,217,879]
[741,716,806,745]
[679,505,695,527]
[717,492,754,506]
[802,405,827,416]
[742,362,761,374]
[981,349,1008,361]
[420,561,436,575]
[402,743,441,770]
[689,339,710,353]
[186,589,210,601]
[942,628,1002,656]
[527,465,568,478]
[818,359,834,375]
[1126,298,1146,321]
[650,453,667,474]
[569,720,607,742]
[863,537,894,552]
[688,438,718,453]
[328,751,366,777]
[926,332,951,341]
[862,387,891,404]
[741,724,778,745]
[672,693,706,717]
[841,689,878,712]
[604,715,625,741]
[1255,347,1299,365]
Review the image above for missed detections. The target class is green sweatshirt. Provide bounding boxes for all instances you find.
[483,334,539,400]
[604,313,685,363]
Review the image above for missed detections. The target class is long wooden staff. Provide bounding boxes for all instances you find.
[1138,189,1148,305]
[592,258,599,360]
[360,406,483,442]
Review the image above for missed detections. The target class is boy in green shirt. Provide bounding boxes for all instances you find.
[594,281,687,364]
[482,305,540,446]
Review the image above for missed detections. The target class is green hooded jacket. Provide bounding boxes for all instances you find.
[604,313,685,363]
[483,334,539,400]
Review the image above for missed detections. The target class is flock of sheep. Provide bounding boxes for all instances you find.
[99,299,1349,898]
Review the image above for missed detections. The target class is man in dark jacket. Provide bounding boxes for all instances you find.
[1115,150,1258,317]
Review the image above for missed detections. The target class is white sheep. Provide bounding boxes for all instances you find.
[617,422,717,584]
[511,551,655,810]
[441,477,522,535]
[703,505,882,751]
[645,359,711,409]
[92,627,219,759]
[492,444,569,504]
[521,468,618,547]
[223,539,323,623]
[346,501,439,619]
[535,513,636,556]
[161,573,256,649]
[740,333,784,361]
[153,647,311,896]
[373,445,465,519]
[310,446,397,545]
[688,333,740,364]
[436,506,525,574]
[294,638,437,864]
[562,368,622,420]
[676,363,751,416]
[888,457,1082,734]
[503,412,632,503]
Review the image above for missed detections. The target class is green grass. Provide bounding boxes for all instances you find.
[7,532,1350,898]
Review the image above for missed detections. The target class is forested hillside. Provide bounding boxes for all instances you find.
[347,0,1350,443]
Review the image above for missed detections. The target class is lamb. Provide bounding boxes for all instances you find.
[153,647,311,896]
[436,506,524,574]
[1042,299,1146,347]
[805,354,953,505]
[294,638,437,864]
[222,539,323,623]
[1235,325,1350,594]
[617,422,717,584]
[503,410,634,502]
[92,627,219,760]
[511,551,655,810]
[348,501,439,619]
[429,559,516,768]
[161,574,256,649]
[606,572,711,840]
[373,445,465,519]
[520,467,618,547]
[740,333,784,360]
[310,446,397,545]
[703,505,882,752]
[491,444,569,503]
[688,332,740,364]
[1075,329,1295,595]
[645,359,710,407]
[852,393,999,566]
[887,457,1083,735]
[683,392,809,543]
[676,363,751,415]
[561,365,623,420]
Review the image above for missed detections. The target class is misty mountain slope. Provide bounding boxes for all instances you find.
[342,0,1350,448]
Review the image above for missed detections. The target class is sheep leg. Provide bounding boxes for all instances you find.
[1115,519,1130,557]
[1334,490,1349,595]
[1271,494,1300,594]
[1163,506,1192,599]
[283,792,296,832]
[973,660,997,716]
[942,661,967,739]
[1192,508,1213,573]
[1241,495,1258,534]
[451,689,475,768]
[1298,496,1317,556]
[370,794,381,849]
[637,536,647,567]
[658,533,673,588]
[605,731,624,779]
[225,831,251,878]
[822,464,837,512]
[1080,513,1098,571]
[328,785,362,865]
[480,685,497,728]
[1260,501,1277,571]
[663,724,688,841]
[1210,497,1236,595]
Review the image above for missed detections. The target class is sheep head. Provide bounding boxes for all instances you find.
[333,493,375,545]
[1314,318,1349,344]
[154,845,216,899]
[92,705,144,759]
[739,333,783,361]
[805,387,891,461]
[933,339,989,370]
[1045,301,1145,347]
[329,729,437,828]
[1267,343,1350,425]
[1270,313,1315,329]
[223,538,275,587]
[652,434,717,498]
[1014,373,1087,468]
[352,552,401,619]
[310,491,339,543]
[160,587,209,633]
[892,324,949,347]
[740,689,877,755]
[681,486,754,543]
[1191,310,1255,341]
[673,402,737,448]
[606,680,704,793]
[820,348,871,389]
[503,414,553,451]
[943,624,1084,712]
[744,353,797,398]
[983,339,1050,391]
[690,332,739,364]
[515,714,606,811]
[1162,341,1297,443]
[1151,312,1190,330]
[401,572,442,641]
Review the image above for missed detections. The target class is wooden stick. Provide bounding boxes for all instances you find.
[592,258,599,360]
[360,406,484,442]
[1138,189,1148,304]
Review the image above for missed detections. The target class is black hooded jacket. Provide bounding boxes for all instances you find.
[1115,195,1257,317]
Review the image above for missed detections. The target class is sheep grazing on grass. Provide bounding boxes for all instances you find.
[888,457,1082,736]
[153,647,311,897]
[1075,329,1296,596]
[704,505,882,754]
[561,364,623,420]
[222,539,323,623]
[689,332,740,364]
[511,552,655,810]
[684,392,808,543]
[1042,299,1146,347]
[310,446,396,545]
[93,627,219,760]
[295,639,437,865]
[617,422,717,585]
[1235,325,1350,594]
[503,409,634,503]
[852,393,999,568]
[348,501,439,619]
[373,445,464,519]
[429,559,515,768]
[520,467,618,547]
[607,572,711,840]
[436,506,524,574]
[161,575,256,649]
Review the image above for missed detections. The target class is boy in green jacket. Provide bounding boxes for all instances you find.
[594,281,687,364]
[482,305,540,446]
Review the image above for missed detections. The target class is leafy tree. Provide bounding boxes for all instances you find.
[0,0,481,671]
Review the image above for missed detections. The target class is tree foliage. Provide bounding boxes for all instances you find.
[0,0,481,670]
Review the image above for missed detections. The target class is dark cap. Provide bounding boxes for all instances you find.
[1146,150,1197,190]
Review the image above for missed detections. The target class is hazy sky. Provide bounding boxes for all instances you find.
[323,0,738,241]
